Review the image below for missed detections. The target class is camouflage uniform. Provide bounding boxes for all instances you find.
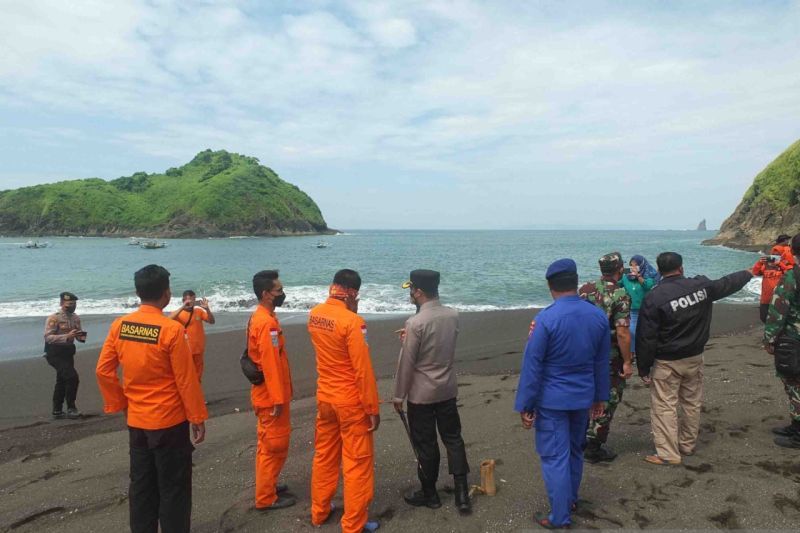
[579,252,632,445]
[764,268,800,423]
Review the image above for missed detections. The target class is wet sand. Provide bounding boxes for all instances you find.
[3,303,799,531]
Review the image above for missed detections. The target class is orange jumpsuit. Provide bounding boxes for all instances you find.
[95,304,207,429]
[753,244,795,304]
[249,305,293,508]
[308,298,379,533]
[174,307,210,379]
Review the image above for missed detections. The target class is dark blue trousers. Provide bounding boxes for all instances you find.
[534,407,589,527]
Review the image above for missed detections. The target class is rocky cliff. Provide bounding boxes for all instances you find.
[704,139,800,251]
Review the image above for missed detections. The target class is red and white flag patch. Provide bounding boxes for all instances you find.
[270,328,279,347]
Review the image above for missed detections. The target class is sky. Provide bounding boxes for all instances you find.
[1,0,799,231]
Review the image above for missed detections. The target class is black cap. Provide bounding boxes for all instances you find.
[60,291,79,302]
[776,234,791,244]
[402,269,440,293]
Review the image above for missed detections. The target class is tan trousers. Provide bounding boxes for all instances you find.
[650,355,704,462]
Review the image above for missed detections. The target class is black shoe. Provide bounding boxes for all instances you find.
[52,410,66,420]
[276,483,289,494]
[404,487,441,509]
[257,495,296,510]
[774,435,800,449]
[584,443,617,463]
[454,478,471,515]
[772,424,800,437]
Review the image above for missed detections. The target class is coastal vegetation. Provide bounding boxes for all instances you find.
[0,150,329,237]
[706,139,800,250]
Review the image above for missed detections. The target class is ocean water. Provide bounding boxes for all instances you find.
[0,230,761,360]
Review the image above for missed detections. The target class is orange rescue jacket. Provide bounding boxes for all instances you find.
[753,244,795,304]
[248,305,293,408]
[174,307,209,355]
[96,304,208,430]
[308,298,379,415]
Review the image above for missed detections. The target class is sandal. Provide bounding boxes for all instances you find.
[534,511,570,529]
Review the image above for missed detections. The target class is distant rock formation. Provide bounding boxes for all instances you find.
[704,139,800,250]
[696,219,707,231]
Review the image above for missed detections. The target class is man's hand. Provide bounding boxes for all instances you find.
[590,402,605,420]
[66,329,80,340]
[520,411,535,430]
[765,344,775,354]
[620,361,634,379]
[198,298,209,310]
[394,328,406,342]
[191,422,206,444]
[367,414,381,432]
[270,404,283,417]
[393,400,404,414]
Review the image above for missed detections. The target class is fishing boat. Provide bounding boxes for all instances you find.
[140,240,167,249]
[21,240,50,249]
[316,241,329,249]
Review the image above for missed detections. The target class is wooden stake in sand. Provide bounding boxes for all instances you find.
[469,459,497,497]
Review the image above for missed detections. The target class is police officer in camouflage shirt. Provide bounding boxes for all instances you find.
[578,252,634,463]
[44,292,86,419]
[764,234,800,449]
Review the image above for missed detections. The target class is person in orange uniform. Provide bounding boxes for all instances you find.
[96,264,207,533]
[753,234,795,323]
[168,290,215,380]
[308,269,381,533]
[249,270,295,510]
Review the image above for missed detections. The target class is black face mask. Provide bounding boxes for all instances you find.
[65,304,76,313]
[273,293,286,307]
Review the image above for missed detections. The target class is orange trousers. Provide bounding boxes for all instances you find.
[255,404,291,508]
[311,401,374,533]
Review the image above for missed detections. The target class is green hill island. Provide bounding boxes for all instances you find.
[705,139,800,251]
[0,150,331,238]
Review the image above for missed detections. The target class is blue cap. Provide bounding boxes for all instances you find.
[546,258,577,280]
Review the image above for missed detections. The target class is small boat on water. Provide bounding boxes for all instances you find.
[140,240,167,249]
[128,237,142,245]
[316,241,329,249]
[21,240,50,249]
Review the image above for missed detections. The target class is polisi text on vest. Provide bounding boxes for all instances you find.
[670,289,708,312]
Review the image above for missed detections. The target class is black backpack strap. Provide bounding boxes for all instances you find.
[182,307,195,329]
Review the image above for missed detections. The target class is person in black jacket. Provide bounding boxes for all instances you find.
[636,252,752,465]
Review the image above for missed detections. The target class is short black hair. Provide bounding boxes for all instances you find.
[135,264,171,301]
[547,273,578,292]
[182,290,196,299]
[417,286,439,298]
[253,270,279,299]
[791,234,800,255]
[657,252,683,274]
[333,269,361,290]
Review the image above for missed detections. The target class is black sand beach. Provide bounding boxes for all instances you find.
[2,304,799,531]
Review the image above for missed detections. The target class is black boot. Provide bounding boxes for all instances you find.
[404,486,441,509]
[772,420,800,437]
[454,475,471,515]
[583,440,617,463]
[774,434,800,449]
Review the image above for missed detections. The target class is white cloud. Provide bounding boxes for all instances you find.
[0,0,799,229]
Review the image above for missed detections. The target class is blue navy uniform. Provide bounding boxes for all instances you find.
[514,259,610,527]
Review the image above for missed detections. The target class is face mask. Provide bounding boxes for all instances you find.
[65,304,76,313]
[273,293,286,307]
